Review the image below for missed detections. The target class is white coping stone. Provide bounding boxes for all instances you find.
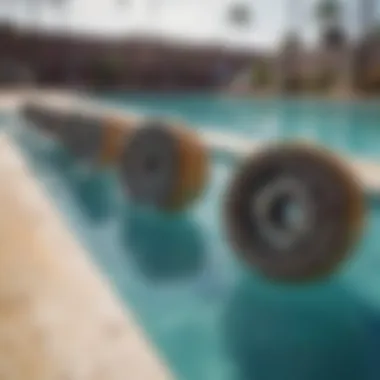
[0,134,173,380]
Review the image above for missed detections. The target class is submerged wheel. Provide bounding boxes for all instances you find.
[22,103,134,166]
[21,102,38,125]
[99,115,134,166]
[224,143,365,282]
[119,120,209,211]
[21,103,49,132]
[58,112,134,166]
[21,102,68,137]
[58,112,105,162]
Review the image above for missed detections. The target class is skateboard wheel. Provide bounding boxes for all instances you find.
[21,102,65,137]
[224,143,364,282]
[119,119,208,211]
[58,112,104,162]
[99,116,134,166]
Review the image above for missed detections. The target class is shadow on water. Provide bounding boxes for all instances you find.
[64,167,116,223]
[19,127,75,175]
[224,274,377,380]
[364,307,380,380]
[43,147,76,175]
[120,206,205,283]
[18,126,116,222]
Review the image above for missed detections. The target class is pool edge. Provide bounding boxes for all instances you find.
[0,132,174,380]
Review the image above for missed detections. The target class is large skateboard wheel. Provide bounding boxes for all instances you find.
[224,143,364,282]
[119,120,209,211]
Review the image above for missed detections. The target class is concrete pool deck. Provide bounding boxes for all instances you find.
[0,134,172,380]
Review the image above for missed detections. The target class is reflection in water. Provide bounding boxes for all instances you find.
[224,276,373,380]
[20,126,75,175]
[121,207,205,283]
[365,310,380,380]
[65,168,115,223]
[18,125,115,222]
[44,147,76,175]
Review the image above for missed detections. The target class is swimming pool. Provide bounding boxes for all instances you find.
[100,93,380,160]
[10,96,380,380]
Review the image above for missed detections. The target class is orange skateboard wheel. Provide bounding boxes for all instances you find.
[119,119,209,212]
[56,112,135,167]
[98,115,135,166]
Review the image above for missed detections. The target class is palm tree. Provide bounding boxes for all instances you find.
[223,1,254,92]
[227,1,253,29]
[276,0,305,93]
[354,0,378,91]
[279,31,305,93]
[369,22,380,38]
[316,0,341,25]
[315,0,346,49]
[282,31,303,53]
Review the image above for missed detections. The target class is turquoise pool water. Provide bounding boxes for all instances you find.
[11,97,380,380]
[101,93,380,160]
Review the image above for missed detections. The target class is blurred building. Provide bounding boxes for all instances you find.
[0,22,260,90]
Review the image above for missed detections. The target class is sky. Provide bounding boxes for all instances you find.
[0,0,378,51]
